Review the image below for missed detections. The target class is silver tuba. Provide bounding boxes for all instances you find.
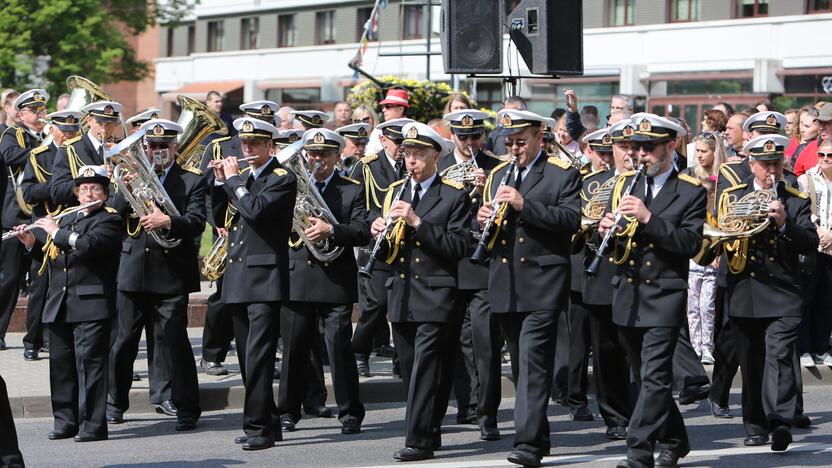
[107,129,182,249]
[277,141,344,262]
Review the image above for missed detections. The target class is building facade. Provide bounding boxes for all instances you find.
[154,0,832,125]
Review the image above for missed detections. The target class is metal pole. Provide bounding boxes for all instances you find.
[426,0,432,81]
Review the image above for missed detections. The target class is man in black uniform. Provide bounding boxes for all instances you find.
[369,121,470,462]
[438,110,504,437]
[277,128,370,434]
[124,108,160,134]
[0,89,49,351]
[335,122,371,175]
[291,110,329,130]
[350,117,413,376]
[107,119,205,430]
[597,113,706,468]
[19,110,83,361]
[210,116,296,451]
[477,109,581,467]
[721,134,817,451]
[16,165,122,442]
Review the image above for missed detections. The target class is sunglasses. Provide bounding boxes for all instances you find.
[353,117,371,123]
[696,131,718,140]
[457,133,482,141]
[632,140,669,152]
[504,139,529,148]
[381,104,403,110]
[818,152,832,159]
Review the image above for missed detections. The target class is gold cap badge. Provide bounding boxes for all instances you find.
[261,105,272,115]
[638,119,652,132]
[461,115,474,127]
[103,105,114,116]
[765,114,777,126]
[84,168,95,177]
[242,121,254,133]
[623,126,635,137]
[33,92,44,102]
[406,127,419,139]
[313,132,326,144]
[288,133,299,142]
[602,135,613,145]
[502,114,513,127]
[152,124,165,136]
[763,140,776,153]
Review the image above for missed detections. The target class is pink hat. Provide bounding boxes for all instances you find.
[379,89,410,108]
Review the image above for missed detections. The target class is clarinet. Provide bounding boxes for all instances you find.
[585,164,645,276]
[359,174,412,278]
[470,156,517,263]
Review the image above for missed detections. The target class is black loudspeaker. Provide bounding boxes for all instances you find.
[440,0,503,74]
[508,0,583,75]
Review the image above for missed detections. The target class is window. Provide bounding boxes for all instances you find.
[356,7,374,42]
[809,0,832,12]
[403,5,424,39]
[240,17,259,50]
[207,20,224,52]
[315,10,336,45]
[278,14,297,47]
[608,0,635,26]
[187,25,195,55]
[736,0,768,17]
[669,0,699,22]
[166,27,174,57]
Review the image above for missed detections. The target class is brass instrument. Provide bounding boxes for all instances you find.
[2,201,102,241]
[338,155,360,174]
[581,175,619,231]
[471,156,518,263]
[201,235,227,284]
[175,95,227,172]
[440,145,480,187]
[360,173,411,277]
[11,169,33,217]
[550,140,590,173]
[108,129,182,249]
[277,141,344,262]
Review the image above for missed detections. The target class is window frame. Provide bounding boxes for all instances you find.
[207,20,224,52]
[240,16,260,50]
[278,14,297,48]
[166,27,175,57]
[315,10,337,46]
[668,0,700,23]
[356,7,374,42]
[735,0,769,18]
[606,0,636,27]
[186,24,195,55]
[402,4,425,40]
[807,0,832,13]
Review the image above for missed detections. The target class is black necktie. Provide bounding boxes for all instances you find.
[412,184,422,209]
[395,160,404,179]
[514,167,525,190]
[645,176,654,207]
[315,181,326,193]
[246,173,255,189]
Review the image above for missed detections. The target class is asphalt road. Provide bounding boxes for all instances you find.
[12,387,832,467]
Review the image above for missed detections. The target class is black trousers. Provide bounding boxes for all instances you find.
[454,299,477,413]
[109,291,200,419]
[352,270,392,360]
[554,292,591,410]
[710,286,738,407]
[500,310,560,456]
[468,289,502,429]
[0,238,29,338]
[618,326,688,465]
[733,316,801,436]
[432,309,467,435]
[230,302,282,439]
[201,276,235,363]
[587,302,633,428]
[673,316,710,394]
[797,254,832,355]
[0,374,24,467]
[392,321,447,449]
[22,250,47,351]
[278,302,364,424]
[49,319,110,437]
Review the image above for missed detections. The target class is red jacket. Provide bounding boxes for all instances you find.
[793,139,820,177]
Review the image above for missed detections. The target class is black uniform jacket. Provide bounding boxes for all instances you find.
[577,168,618,306]
[723,176,818,319]
[606,169,706,328]
[211,157,297,304]
[0,125,40,229]
[379,176,471,323]
[485,152,581,313]
[42,206,122,323]
[112,163,207,295]
[437,149,504,291]
[20,143,60,218]
[51,133,106,207]
[288,174,371,304]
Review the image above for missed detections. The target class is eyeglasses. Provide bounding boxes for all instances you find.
[78,185,105,194]
[353,117,371,124]
[818,152,832,159]
[504,139,528,148]
[381,104,403,110]
[21,107,47,116]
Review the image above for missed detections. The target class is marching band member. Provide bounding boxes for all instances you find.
[124,108,160,134]
[335,122,371,175]
[291,110,329,130]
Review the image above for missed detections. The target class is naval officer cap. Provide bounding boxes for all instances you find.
[46,110,84,132]
[582,127,614,153]
[628,113,685,142]
[83,101,124,123]
[336,123,372,143]
[443,110,489,136]
[140,119,183,143]
[744,134,790,161]
[742,111,787,134]
[125,108,161,128]
[291,110,329,129]
[239,100,281,124]
[233,117,279,140]
[401,122,452,154]
[274,129,304,149]
[303,128,345,152]
[74,165,110,187]
[497,109,545,136]
[14,89,49,111]
[607,118,635,141]
[377,118,414,142]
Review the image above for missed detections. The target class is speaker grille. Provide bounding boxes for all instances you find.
[455,25,499,70]
[441,0,502,74]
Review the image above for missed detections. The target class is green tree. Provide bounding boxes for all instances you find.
[0,0,195,105]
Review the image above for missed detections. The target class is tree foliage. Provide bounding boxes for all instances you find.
[0,0,195,104]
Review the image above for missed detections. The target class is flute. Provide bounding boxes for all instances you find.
[2,200,103,241]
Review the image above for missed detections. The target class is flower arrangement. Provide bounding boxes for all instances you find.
[346,76,456,123]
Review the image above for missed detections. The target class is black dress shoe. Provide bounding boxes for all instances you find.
[23,349,39,361]
[480,426,501,441]
[155,400,177,416]
[132,372,141,381]
[200,359,229,376]
[234,435,248,444]
[357,359,370,377]
[280,416,296,432]
[743,434,769,446]
[616,459,643,468]
[709,399,733,418]
[393,446,434,462]
[794,413,811,428]
[655,449,682,467]
[242,435,275,451]
[392,361,401,379]
[373,344,395,358]
[106,410,124,424]
[605,425,628,440]
[770,426,792,451]
[0,338,6,350]
[175,416,198,431]
[48,429,77,440]
[341,420,361,434]
[678,385,710,405]
[304,405,333,418]
[74,432,107,442]
[507,448,541,467]
[456,406,478,424]
[570,406,595,421]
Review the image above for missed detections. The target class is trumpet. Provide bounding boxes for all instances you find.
[2,200,103,241]
[359,173,412,278]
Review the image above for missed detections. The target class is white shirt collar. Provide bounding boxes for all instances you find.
[517,150,543,181]
[647,165,674,197]
[157,164,173,183]
[314,170,336,191]
[250,158,272,180]
[453,150,471,166]
[385,152,400,172]
[86,132,103,151]
[411,172,437,199]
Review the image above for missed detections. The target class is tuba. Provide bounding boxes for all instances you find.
[201,235,227,284]
[175,95,227,172]
[278,141,344,262]
[107,129,182,249]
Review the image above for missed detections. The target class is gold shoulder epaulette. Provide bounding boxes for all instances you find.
[724,183,747,193]
[211,136,231,144]
[677,173,702,186]
[30,145,49,156]
[621,170,636,177]
[104,206,118,214]
[441,177,464,190]
[273,168,287,176]
[719,163,741,186]
[583,168,606,180]
[725,159,742,165]
[784,185,808,199]
[547,156,571,170]
[339,174,360,185]
[184,166,202,176]
[360,153,378,164]
[64,135,83,146]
